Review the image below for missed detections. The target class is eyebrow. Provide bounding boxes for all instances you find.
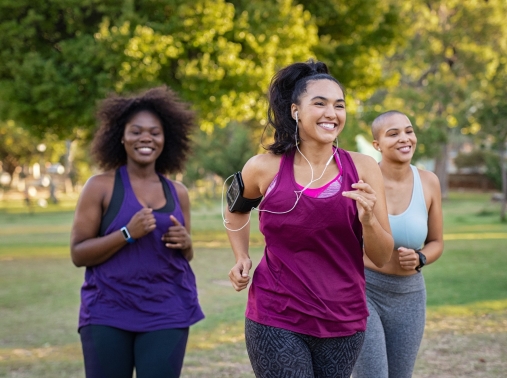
[385,125,413,133]
[130,124,162,129]
[310,96,346,103]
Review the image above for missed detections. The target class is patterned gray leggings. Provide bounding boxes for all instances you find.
[245,318,365,378]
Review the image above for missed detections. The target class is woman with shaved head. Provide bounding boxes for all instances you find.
[353,111,444,378]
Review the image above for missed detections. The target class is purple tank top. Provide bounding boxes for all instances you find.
[246,148,368,337]
[78,166,204,332]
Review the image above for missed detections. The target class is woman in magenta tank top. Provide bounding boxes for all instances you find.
[70,87,204,378]
[225,60,394,377]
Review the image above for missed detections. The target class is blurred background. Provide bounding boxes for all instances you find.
[0,1,506,377]
[0,0,506,209]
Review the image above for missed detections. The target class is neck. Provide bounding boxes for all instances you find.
[126,161,158,179]
[379,159,412,181]
[296,142,336,166]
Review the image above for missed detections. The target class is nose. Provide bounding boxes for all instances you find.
[324,104,336,118]
[399,132,409,142]
[140,131,153,142]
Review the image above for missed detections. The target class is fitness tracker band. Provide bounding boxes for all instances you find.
[415,249,426,272]
[120,226,136,244]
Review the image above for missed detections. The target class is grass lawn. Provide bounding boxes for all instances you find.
[0,191,506,377]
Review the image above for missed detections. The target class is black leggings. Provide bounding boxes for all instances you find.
[245,318,365,378]
[80,325,189,378]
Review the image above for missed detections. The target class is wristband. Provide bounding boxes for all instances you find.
[120,226,136,244]
[415,249,426,272]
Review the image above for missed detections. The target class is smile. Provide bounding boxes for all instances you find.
[398,146,411,152]
[318,123,336,130]
[136,147,155,154]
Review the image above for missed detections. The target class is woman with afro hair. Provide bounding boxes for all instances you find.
[71,86,204,378]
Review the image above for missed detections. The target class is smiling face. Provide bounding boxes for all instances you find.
[373,113,417,163]
[291,79,346,146]
[122,110,165,167]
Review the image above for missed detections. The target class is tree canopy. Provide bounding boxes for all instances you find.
[0,0,319,138]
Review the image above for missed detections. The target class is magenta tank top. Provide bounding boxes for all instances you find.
[246,148,368,337]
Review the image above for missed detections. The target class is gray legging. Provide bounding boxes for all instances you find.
[352,268,426,378]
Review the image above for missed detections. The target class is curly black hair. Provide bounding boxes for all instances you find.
[91,86,196,174]
[264,60,346,155]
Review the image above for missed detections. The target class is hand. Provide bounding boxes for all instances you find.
[162,215,192,250]
[229,258,252,292]
[398,247,419,271]
[126,208,156,239]
[342,180,377,225]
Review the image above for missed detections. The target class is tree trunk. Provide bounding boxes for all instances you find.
[434,142,449,199]
[499,143,507,222]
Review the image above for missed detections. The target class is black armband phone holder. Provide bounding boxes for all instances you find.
[227,172,263,213]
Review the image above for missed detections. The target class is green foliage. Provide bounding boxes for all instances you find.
[454,150,489,170]
[0,0,317,138]
[0,120,66,177]
[185,121,258,183]
[361,0,507,161]
[484,152,502,191]
[299,0,406,100]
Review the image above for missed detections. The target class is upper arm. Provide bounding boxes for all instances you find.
[421,170,443,245]
[70,175,109,248]
[173,181,191,233]
[350,152,391,233]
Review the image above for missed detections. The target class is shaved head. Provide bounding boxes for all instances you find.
[371,110,408,140]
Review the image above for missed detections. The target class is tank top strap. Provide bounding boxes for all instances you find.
[410,165,426,212]
[119,165,133,191]
[267,149,297,193]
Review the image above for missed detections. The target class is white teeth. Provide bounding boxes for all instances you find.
[138,147,153,153]
[399,146,411,152]
[319,123,335,130]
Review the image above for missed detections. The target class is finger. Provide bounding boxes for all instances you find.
[165,242,182,248]
[170,215,182,226]
[242,264,250,278]
[351,181,372,193]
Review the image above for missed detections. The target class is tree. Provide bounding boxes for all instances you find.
[0,120,67,187]
[185,121,258,184]
[361,0,507,198]
[0,0,318,139]
[474,62,507,221]
[297,0,406,100]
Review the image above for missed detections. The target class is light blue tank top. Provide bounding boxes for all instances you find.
[389,165,428,250]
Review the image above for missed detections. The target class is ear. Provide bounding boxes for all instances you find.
[291,104,298,120]
[372,140,380,152]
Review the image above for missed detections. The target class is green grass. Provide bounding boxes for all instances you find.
[0,191,507,377]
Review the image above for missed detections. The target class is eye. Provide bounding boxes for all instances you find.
[315,101,325,106]
[335,104,345,109]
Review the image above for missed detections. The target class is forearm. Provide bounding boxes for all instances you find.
[419,239,443,265]
[363,217,394,267]
[225,212,251,262]
[71,230,127,267]
[182,246,194,262]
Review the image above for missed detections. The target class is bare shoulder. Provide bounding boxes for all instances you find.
[171,180,189,199]
[81,171,115,197]
[243,152,282,196]
[347,151,380,177]
[418,168,441,194]
[244,153,281,173]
